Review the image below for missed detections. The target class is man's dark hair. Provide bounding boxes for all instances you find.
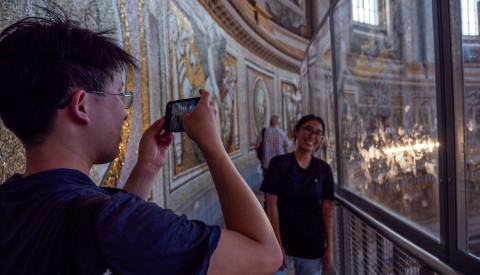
[0,9,137,148]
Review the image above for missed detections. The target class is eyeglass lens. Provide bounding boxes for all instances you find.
[302,126,324,137]
[121,93,133,109]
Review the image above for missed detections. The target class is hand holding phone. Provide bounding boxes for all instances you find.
[164,97,201,132]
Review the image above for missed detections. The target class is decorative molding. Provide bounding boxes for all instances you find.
[199,0,303,72]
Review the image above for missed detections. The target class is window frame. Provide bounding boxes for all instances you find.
[329,0,480,273]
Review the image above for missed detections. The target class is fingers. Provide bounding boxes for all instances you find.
[156,132,173,148]
[143,117,172,147]
[196,89,210,108]
[322,258,331,271]
[152,117,172,147]
[145,117,166,135]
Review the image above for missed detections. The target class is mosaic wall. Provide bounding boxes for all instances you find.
[165,1,240,180]
[0,0,301,214]
[281,81,301,140]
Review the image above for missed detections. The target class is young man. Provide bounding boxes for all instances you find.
[0,11,281,274]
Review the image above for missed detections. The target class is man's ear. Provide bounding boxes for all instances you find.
[68,90,90,124]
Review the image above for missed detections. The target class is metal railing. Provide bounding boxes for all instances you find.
[333,196,459,275]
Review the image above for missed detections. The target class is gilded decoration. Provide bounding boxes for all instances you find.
[168,1,236,176]
[0,122,24,184]
[0,1,130,187]
[281,82,302,140]
[220,53,240,154]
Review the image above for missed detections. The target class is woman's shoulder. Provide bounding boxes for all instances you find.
[312,156,332,169]
[272,152,294,161]
[270,152,294,166]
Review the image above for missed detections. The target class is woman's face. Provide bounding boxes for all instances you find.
[295,119,324,153]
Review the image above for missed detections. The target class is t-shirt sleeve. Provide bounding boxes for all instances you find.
[95,193,221,275]
[260,155,283,195]
[322,163,335,200]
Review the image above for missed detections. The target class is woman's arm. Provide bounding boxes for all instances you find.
[321,199,334,271]
[266,193,286,270]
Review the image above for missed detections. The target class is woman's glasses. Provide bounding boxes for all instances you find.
[301,126,324,138]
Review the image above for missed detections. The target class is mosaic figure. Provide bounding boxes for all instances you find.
[221,64,238,150]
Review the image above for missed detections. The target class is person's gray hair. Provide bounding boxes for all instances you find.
[270,114,280,126]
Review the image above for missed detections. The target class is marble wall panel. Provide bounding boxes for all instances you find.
[245,62,275,148]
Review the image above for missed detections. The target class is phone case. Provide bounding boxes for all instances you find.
[165,97,201,132]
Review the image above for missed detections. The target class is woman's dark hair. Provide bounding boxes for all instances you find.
[0,8,137,147]
[294,114,326,140]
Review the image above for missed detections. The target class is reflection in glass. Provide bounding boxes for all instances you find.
[334,0,439,237]
[352,0,379,26]
[462,0,479,36]
[460,0,480,259]
[307,17,337,183]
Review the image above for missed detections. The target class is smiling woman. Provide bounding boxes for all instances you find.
[261,114,335,274]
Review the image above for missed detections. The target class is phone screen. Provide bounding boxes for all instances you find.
[164,97,200,132]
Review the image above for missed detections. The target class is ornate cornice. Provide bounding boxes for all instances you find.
[199,0,304,72]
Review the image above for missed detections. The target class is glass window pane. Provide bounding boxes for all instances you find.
[359,8,365,23]
[457,0,480,259]
[335,0,440,237]
[352,0,379,26]
[461,0,479,36]
[307,18,337,183]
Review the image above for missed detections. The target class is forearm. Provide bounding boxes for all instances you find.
[322,200,334,248]
[202,144,276,244]
[123,117,171,200]
[266,195,282,246]
[123,163,159,200]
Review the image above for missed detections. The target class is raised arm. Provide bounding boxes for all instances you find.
[183,90,282,274]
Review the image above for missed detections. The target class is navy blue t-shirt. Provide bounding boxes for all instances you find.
[0,169,221,274]
[260,153,334,259]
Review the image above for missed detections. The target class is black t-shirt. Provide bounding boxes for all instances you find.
[260,153,335,259]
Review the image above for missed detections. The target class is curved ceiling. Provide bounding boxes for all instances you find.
[200,0,311,72]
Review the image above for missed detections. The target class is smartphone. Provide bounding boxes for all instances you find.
[164,97,201,132]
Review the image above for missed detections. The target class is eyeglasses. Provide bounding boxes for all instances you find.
[92,91,134,109]
[301,126,324,138]
[59,91,134,109]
